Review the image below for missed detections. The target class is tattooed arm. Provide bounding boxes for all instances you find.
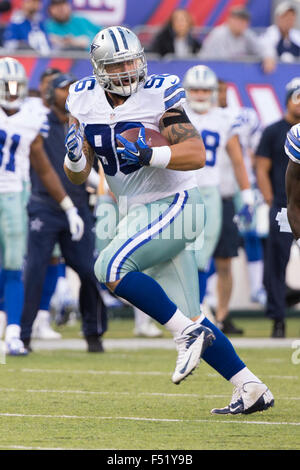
[64,115,95,185]
[158,106,206,170]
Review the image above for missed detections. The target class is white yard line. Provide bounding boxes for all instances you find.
[0,387,299,401]
[27,337,299,351]
[4,367,298,381]
[0,412,299,427]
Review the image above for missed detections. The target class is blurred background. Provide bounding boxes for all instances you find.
[1,0,300,334]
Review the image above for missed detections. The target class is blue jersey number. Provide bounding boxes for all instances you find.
[201,130,220,167]
[144,74,170,89]
[0,131,20,172]
[84,122,143,176]
[74,77,96,93]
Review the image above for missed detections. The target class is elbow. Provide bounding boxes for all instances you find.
[64,164,86,185]
[193,148,206,169]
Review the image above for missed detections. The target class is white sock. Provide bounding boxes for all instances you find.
[0,311,7,339]
[164,309,194,337]
[134,307,151,329]
[248,261,263,297]
[230,366,262,388]
[5,324,21,342]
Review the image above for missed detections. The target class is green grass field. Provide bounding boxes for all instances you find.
[1,317,299,450]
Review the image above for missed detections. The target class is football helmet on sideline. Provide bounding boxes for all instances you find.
[0,57,28,110]
[183,65,218,113]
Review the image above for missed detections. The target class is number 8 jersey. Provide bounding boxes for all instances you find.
[66,73,198,210]
[184,105,237,188]
[0,98,47,193]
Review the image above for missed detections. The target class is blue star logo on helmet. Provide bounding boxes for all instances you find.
[90,43,99,53]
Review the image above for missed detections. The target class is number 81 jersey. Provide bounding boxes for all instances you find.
[0,99,47,193]
[66,74,198,209]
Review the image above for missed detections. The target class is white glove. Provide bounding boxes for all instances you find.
[60,196,85,241]
[276,208,292,233]
[65,206,84,241]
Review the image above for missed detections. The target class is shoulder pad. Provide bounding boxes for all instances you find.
[285,123,300,163]
[144,74,186,111]
[66,75,98,117]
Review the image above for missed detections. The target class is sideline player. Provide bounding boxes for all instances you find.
[64,26,274,414]
[182,65,254,311]
[0,57,83,354]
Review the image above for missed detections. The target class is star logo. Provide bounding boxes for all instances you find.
[30,218,44,232]
[90,43,99,53]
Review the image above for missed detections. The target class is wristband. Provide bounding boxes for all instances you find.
[297,239,300,248]
[87,168,100,189]
[60,195,74,212]
[64,153,87,173]
[149,146,171,169]
[241,188,255,206]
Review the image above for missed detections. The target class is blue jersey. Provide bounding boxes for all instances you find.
[29,110,89,210]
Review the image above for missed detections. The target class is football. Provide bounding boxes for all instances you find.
[117,127,169,147]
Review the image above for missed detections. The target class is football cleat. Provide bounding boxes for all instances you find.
[6,337,28,356]
[172,323,215,385]
[133,322,163,338]
[32,310,62,340]
[211,381,274,415]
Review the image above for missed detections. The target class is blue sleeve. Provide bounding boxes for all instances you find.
[3,22,21,41]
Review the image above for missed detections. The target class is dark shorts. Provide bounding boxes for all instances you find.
[214,197,240,259]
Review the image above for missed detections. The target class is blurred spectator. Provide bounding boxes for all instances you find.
[46,0,101,51]
[3,0,51,55]
[149,9,201,57]
[0,0,11,46]
[200,6,275,74]
[0,0,11,12]
[260,1,300,64]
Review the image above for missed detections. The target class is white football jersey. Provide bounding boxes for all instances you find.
[231,107,262,185]
[184,105,237,188]
[67,74,198,209]
[0,98,48,193]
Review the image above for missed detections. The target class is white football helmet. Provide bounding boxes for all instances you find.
[90,26,147,97]
[0,57,28,110]
[183,65,218,113]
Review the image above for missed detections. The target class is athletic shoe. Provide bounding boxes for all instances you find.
[211,381,274,415]
[32,310,62,340]
[220,318,244,335]
[133,322,163,338]
[172,323,215,385]
[86,335,104,353]
[6,337,28,356]
[271,319,285,338]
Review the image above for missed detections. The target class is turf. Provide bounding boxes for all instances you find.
[1,316,300,450]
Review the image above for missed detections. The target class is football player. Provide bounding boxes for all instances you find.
[0,57,85,355]
[231,106,267,306]
[285,123,300,244]
[182,65,254,307]
[64,26,274,414]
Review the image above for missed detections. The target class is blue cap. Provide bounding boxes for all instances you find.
[51,73,76,90]
[285,77,300,104]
